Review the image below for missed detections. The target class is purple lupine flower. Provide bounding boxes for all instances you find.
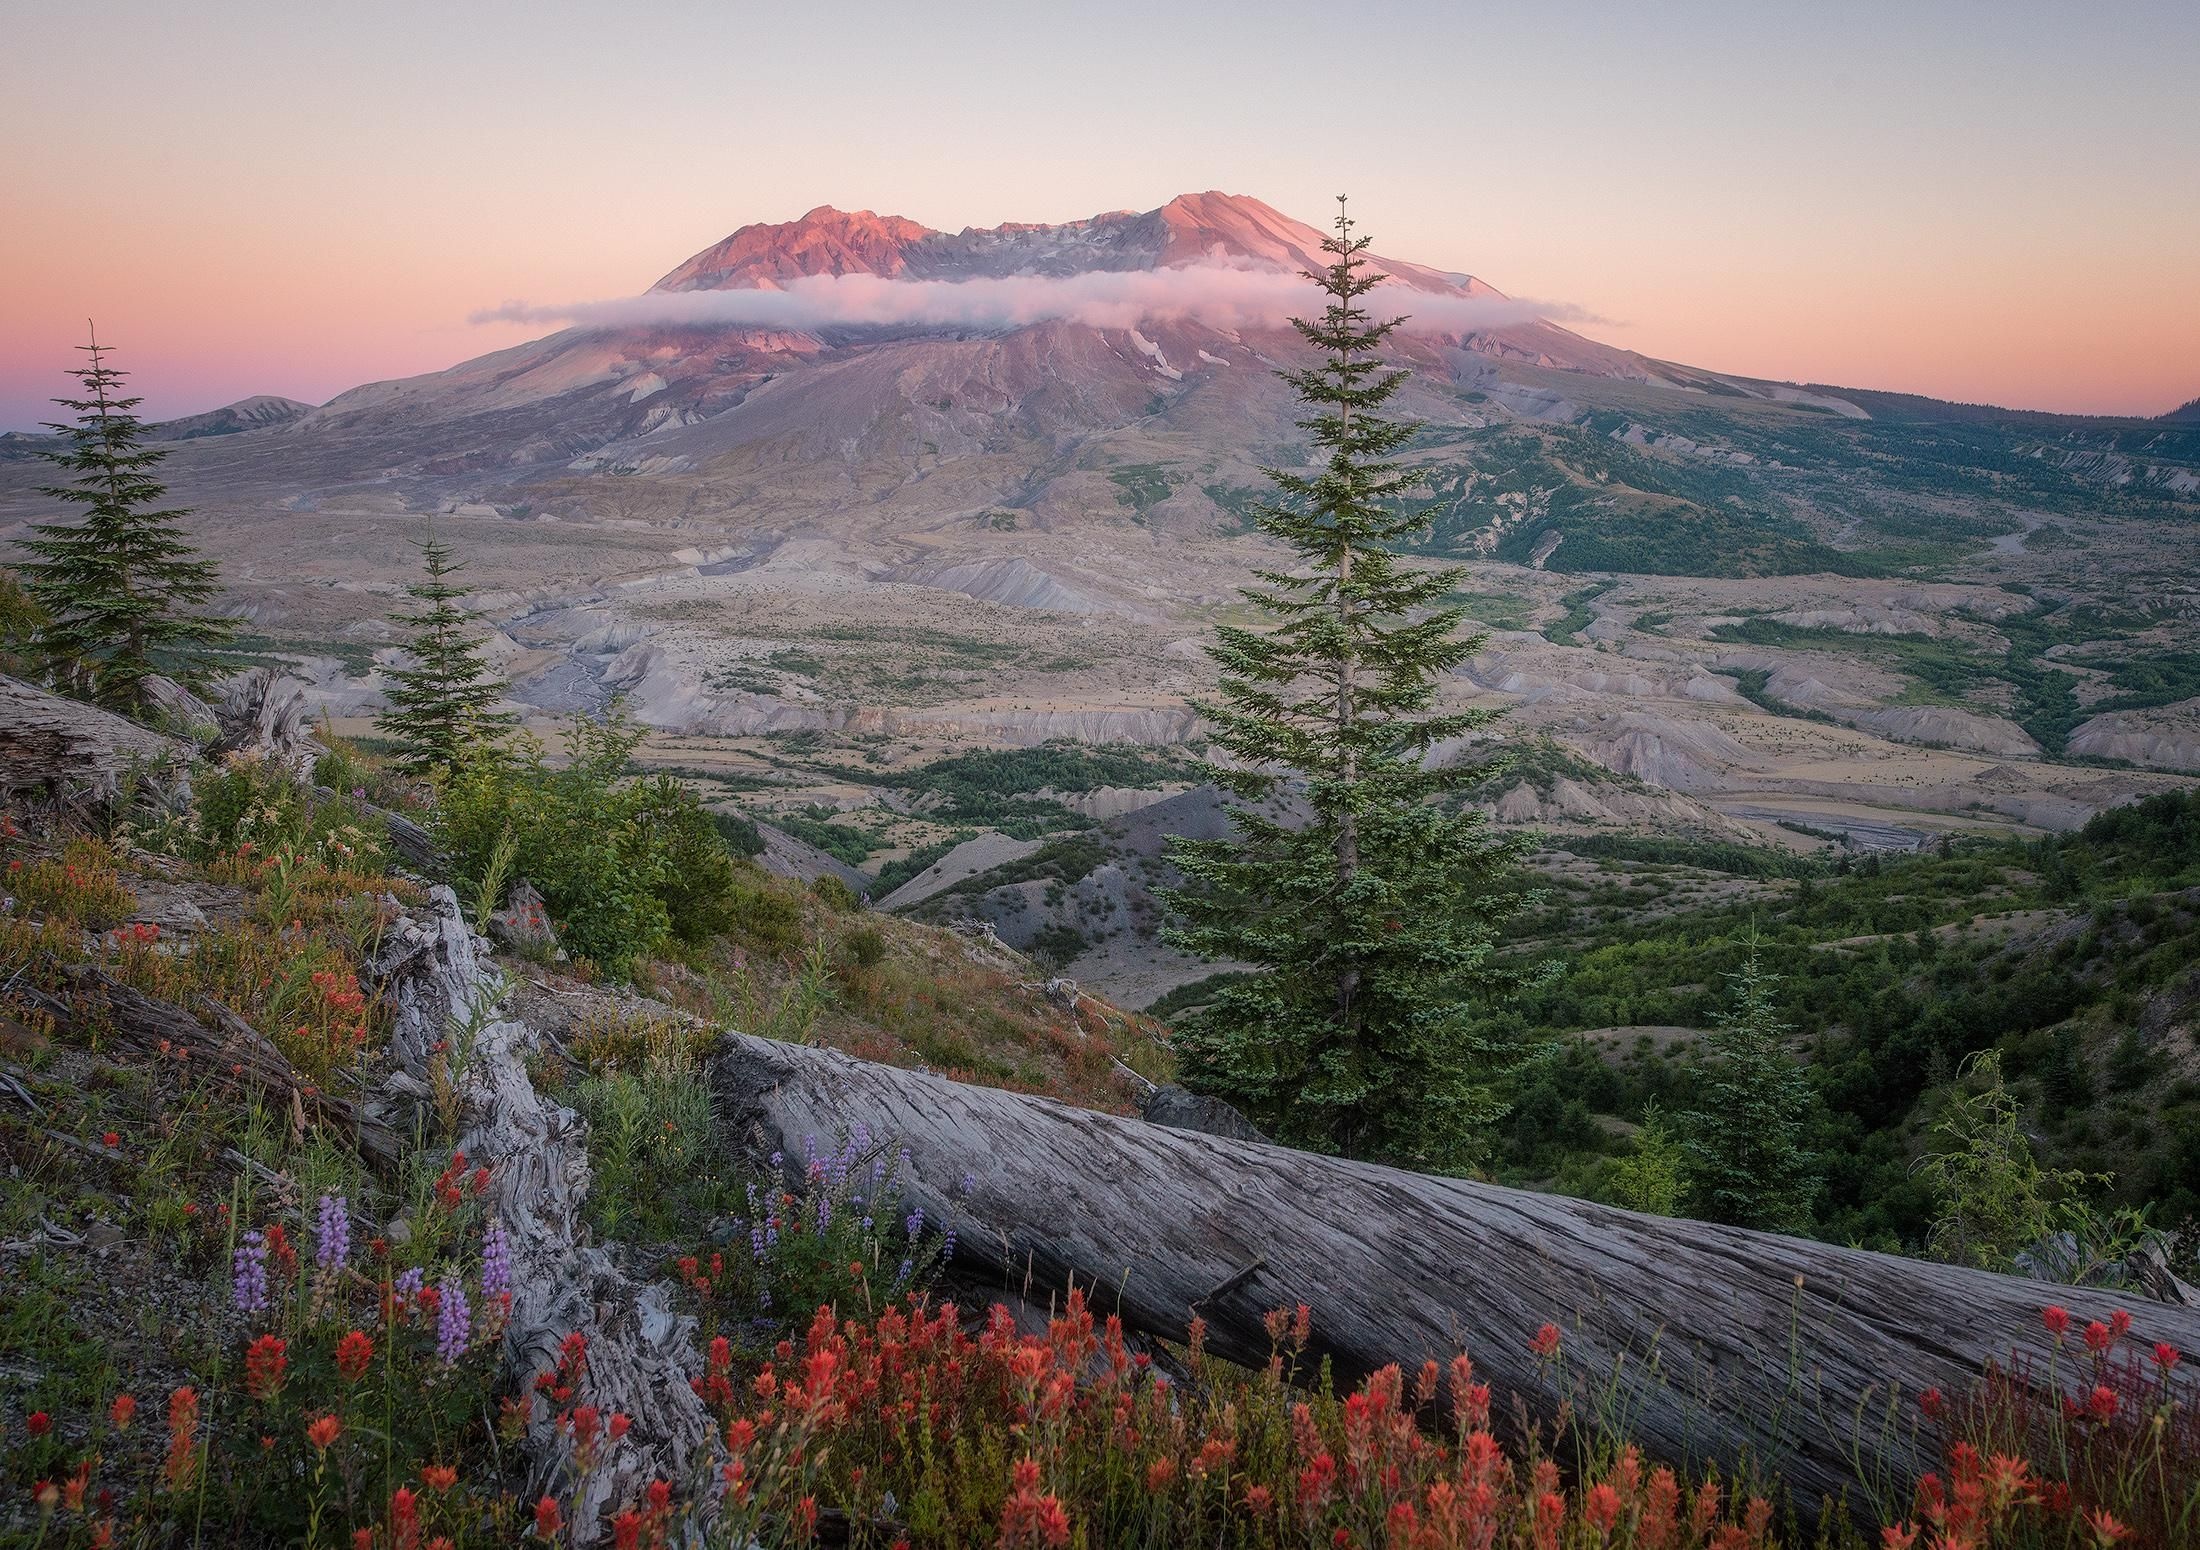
[232,1230,269,1312]
[896,1258,913,1283]
[481,1220,511,1299]
[758,1288,772,1310]
[394,1266,426,1304]
[815,1193,833,1233]
[768,1151,783,1171]
[941,1226,957,1263]
[750,1224,767,1262]
[435,1274,471,1363]
[959,1171,976,1196]
[905,1207,925,1239]
[315,1194,350,1271]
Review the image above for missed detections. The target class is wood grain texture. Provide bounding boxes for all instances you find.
[713,1032,2200,1518]
[0,674,188,797]
[376,887,714,1541]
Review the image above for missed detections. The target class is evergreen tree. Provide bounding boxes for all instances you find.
[1161,198,1531,1171]
[1607,1101,1688,1216]
[21,327,232,709]
[1682,951,1818,1232]
[378,529,514,777]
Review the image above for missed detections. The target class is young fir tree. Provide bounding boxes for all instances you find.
[1161,198,1531,1171]
[22,327,232,710]
[377,529,514,778]
[1681,950,1819,1232]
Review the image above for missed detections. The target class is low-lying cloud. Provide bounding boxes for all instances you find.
[470,263,1596,337]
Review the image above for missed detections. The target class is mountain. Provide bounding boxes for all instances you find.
[150,394,316,441]
[2164,396,2200,424]
[0,190,2194,908]
[0,394,315,460]
[655,192,1504,298]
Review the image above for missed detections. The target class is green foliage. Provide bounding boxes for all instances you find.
[869,833,973,897]
[191,753,389,875]
[809,873,860,912]
[0,569,46,677]
[1715,604,2199,756]
[432,712,742,977]
[1163,201,1534,1171]
[711,808,767,858]
[1917,1051,2099,1271]
[679,1134,946,1352]
[770,805,882,866]
[881,742,1194,839]
[568,1019,732,1239]
[1727,666,1841,725]
[1542,580,1616,646]
[1555,830,1826,881]
[20,331,233,709]
[1439,587,1536,632]
[1681,952,1818,1232]
[375,530,514,778]
[1606,1102,1688,1216]
[1107,462,1178,516]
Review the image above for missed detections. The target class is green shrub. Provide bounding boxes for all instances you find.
[838,923,887,970]
[192,752,387,874]
[432,712,741,978]
[809,874,859,912]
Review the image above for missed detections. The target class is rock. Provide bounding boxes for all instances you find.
[383,1216,413,1247]
[1141,1084,1269,1144]
[490,880,558,953]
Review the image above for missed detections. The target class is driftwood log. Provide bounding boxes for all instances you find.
[0,675,189,800]
[713,1034,2200,1519]
[375,888,714,1539]
[12,963,401,1171]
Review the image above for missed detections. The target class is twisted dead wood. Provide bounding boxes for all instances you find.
[712,1033,2200,1520]
[375,887,714,1540]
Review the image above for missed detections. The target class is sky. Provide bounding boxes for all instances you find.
[3,0,2196,430]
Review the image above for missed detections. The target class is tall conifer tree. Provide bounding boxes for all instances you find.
[378,529,514,778]
[1163,199,1531,1170]
[22,327,232,710]
[1681,950,1819,1232]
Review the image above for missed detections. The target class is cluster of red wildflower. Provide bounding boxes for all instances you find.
[1902,1303,2199,1549]
[675,1250,725,1299]
[431,1149,491,1213]
[243,1334,289,1401]
[589,1289,1782,1550]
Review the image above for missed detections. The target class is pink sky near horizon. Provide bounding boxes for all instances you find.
[4,1,2196,429]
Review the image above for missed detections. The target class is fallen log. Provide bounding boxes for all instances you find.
[0,675,190,801]
[11,963,401,1170]
[712,1034,2200,1520]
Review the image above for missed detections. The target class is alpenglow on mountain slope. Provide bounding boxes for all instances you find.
[1,191,2196,1001]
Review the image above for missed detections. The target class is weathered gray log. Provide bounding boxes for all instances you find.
[0,675,190,799]
[375,888,713,1540]
[713,1034,2200,1520]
